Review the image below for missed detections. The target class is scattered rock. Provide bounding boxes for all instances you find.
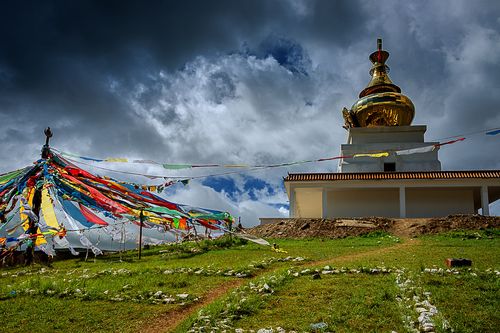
[257,328,274,333]
[300,223,310,230]
[310,322,328,330]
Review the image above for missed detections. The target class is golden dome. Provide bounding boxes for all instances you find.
[342,39,415,128]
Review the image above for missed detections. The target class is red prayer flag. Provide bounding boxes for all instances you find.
[79,203,109,226]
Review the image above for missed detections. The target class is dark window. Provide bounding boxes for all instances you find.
[384,162,396,172]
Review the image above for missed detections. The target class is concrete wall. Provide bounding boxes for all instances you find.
[340,125,441,173]
[406,188,475,217]
[348,126,427,144]
[326,188,399,218]
[295,189,322,218]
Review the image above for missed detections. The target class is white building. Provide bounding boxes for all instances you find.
[283,39,499,219]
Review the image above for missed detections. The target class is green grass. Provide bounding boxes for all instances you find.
[236,274,404,332]
[1,296,165,333]
[343,233,500,270]
[421,272,499,333]
[1,231,499,333]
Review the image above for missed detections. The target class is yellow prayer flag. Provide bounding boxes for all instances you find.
[41,188,60,229]
[105,158,128,163]
[20,190,47,246]
[353,152,389,158]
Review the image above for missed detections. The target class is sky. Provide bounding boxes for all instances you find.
[1,0,499,226]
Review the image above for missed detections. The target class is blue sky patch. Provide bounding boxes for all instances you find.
[202,176,241,201]
[202,175,277,202]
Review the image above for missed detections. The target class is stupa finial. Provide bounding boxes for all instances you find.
[341,38,415,128]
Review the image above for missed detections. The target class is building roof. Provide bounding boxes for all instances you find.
[284,170,500,182]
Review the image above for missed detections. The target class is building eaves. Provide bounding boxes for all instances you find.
[284,170,500,182]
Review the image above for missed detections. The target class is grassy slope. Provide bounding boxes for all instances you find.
[1,231,499,333]
[0,236,393,333]
[236,274,405,332]
[233,233,500,333]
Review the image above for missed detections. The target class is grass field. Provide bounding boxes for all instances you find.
[1,230,499,332]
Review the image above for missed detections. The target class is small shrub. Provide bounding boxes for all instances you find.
[360,230,390,238]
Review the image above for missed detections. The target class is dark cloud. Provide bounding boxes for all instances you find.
[0,0,368,160]
[254,36,312,75]
[0,0,499,222]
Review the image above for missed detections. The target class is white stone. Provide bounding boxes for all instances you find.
[257,329,274,333]
[163,297,175,303]
[422,323,435,332]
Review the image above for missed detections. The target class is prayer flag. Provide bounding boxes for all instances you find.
[395,146,435,155]
[436,137,465,146]
[162,164,192,169]
[79,204,109,226]
[353,152,389,158]
[486,129,500,136]
[41,188,60,229]
[105,158,128,163]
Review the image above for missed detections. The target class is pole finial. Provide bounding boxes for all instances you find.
[42,127,53,159]
[377,38,382,51]
[44,127,53,139]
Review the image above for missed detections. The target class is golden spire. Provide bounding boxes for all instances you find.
[342,38,415,128]
[359,38,401,98]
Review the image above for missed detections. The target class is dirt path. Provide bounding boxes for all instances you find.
[390,219,431,237]
[141,279,245,333]
[143,238,420,332]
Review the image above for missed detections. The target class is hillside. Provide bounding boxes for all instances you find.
[247,214,500,239]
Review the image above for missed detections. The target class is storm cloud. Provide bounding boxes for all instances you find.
[1,0,499,224]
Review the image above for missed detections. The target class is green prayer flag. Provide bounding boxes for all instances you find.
[162,164,192,170]
[191,212,229,220]
[0,168,25,185]
[146,206,189,217]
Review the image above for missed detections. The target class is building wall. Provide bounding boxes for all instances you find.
[327,188,399,217]
[286,179,500,219]
[348,126,427,144]
[295,189,322,218]
[340,126,441,173]
[406,188,475,217]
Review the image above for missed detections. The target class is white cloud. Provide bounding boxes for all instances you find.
[166,180,287,227]
[125,52,348,166]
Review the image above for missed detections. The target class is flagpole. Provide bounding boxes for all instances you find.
[25,127,52,265]
[138,209,144,259]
